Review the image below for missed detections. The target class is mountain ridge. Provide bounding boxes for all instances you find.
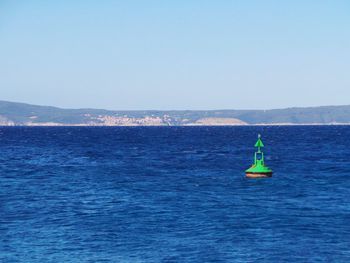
[1,100,350,126]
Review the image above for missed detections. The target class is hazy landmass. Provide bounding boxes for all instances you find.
[1,100,350,126]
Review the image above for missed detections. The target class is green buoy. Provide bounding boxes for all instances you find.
[245,134,273,178]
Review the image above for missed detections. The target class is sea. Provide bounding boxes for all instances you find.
[0,126,349,262]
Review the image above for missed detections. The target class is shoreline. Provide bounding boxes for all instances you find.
[2,123,350,127]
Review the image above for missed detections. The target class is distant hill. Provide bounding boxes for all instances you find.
[1,100,350,126]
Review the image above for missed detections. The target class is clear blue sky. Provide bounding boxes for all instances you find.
[0,1,349,110]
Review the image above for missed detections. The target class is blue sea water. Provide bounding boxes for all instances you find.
[0,126,350,262]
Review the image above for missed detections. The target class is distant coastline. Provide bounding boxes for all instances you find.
[2,100,350,126]
[2,123,350,127]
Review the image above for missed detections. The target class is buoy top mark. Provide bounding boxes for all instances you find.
[254,134,264,150]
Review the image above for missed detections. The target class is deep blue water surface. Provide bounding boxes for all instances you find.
[0,126,350,262]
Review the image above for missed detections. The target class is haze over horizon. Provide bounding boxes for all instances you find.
[1,1,349,110]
